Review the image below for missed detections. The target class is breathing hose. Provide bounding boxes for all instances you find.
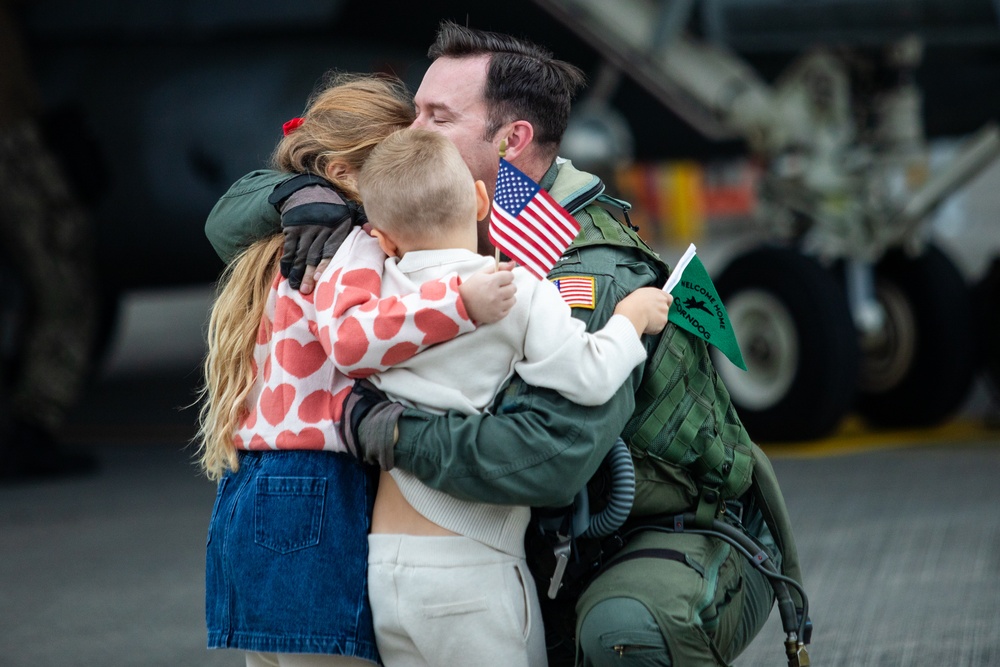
[582,437,635,538]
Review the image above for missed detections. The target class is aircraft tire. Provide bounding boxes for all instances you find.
[972,256,1000,407]
[0,248,28,389]
[855,245,976,428]
[714,245,859,442]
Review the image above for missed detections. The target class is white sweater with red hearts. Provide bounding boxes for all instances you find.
[233,228,474,453]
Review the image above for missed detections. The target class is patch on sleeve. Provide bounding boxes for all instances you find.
[550,276,596,309]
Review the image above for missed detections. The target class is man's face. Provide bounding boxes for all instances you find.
[412,55,504,225]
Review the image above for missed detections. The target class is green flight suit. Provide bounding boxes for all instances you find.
[204,159,805,666]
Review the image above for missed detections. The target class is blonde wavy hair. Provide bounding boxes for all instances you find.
[196,73,415,480]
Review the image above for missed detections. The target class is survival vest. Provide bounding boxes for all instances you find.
[546,160,755,522]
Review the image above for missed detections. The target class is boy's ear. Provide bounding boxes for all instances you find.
[474,180,490,221]
[370,228,399,258]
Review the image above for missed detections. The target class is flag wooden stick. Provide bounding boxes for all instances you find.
[495,139,508,269]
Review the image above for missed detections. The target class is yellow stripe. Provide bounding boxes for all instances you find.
[760,418,1000,459]
[669,162,704,243]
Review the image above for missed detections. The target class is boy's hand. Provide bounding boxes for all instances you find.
[459,266,517,324]
[614,287,673,335]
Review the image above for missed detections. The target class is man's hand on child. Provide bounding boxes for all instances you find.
[339,379,402,470]
[614,287,673,336]
[459,267,517,324]
[270,175,363,293]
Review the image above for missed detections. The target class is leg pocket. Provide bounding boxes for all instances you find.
[505,561,532,641]
[254,476,326,554]
[422,596,490,619]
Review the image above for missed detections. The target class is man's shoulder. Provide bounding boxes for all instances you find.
[548,159,603,212]
[220,169,292,198]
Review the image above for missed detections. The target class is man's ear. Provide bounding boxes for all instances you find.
[370,228,399,258]
[474,180,491,220]
[500,120,534,162]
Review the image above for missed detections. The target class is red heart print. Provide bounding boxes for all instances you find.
[260,383,296,425]
[276,427,325,450]
[275,339,327,378]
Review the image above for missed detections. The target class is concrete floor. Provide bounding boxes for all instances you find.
[1,363,997,666]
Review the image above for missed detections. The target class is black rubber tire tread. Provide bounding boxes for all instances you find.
[856,245,977,428]
[716,245,859,442]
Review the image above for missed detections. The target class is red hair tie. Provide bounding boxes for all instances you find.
[282,117,305,136]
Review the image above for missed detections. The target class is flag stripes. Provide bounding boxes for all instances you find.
[489,158,580,280]
[551,276,596,309]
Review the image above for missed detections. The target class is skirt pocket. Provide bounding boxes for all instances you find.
[254,476,326,554]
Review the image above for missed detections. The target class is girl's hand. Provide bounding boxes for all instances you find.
[459,266,516,324]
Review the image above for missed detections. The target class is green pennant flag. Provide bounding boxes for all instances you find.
[664,244,747,371]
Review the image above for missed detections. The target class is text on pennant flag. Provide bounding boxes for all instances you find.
[489,157,581,280]
[663,244,747,371]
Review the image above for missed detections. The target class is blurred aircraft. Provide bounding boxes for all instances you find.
[8,0,1000,440]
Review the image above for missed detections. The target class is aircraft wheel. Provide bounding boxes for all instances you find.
[715,246,859,441]
[0,247,119,391]
[972,257,1000,407]
[855,245,976,427]
[0,250,28,389]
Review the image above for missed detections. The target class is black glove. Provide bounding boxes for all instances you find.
[268,174,365,289]
[339,379,404,470]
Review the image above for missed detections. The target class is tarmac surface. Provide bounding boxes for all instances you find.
[2,288,999,666]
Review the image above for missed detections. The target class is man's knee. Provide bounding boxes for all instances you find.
[578,597,670,666]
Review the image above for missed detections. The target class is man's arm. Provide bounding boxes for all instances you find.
[205,169,286,263]
[394,378,636,508]
[391,243,664,508]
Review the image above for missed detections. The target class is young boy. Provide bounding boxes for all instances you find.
[350,128,673,667]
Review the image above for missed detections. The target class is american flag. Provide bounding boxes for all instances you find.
[489,158,581,280]
[551,276,596,309]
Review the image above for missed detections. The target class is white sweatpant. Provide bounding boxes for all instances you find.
[367,533,547,667]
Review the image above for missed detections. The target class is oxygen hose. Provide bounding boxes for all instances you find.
[582,438,636,538]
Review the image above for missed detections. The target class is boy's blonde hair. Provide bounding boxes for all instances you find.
[196,73,414,481]
[358,128,477,243]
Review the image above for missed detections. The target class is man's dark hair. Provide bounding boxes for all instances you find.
[428,21,586,154]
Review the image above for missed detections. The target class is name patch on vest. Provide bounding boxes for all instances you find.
[550,275,596,309]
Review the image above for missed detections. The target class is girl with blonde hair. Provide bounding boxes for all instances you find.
[197,73,514,667]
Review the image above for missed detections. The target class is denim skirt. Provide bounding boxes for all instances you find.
[206,449,379,661]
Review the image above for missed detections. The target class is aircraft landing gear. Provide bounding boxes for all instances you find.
[714,243,977,441]
[714,246,859,442]
[856,245,977,428]
[0,251,27,394]
[973,257,1000,408]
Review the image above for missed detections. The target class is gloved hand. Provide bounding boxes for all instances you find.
[339,379,404,470]
[268,174,365,291]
